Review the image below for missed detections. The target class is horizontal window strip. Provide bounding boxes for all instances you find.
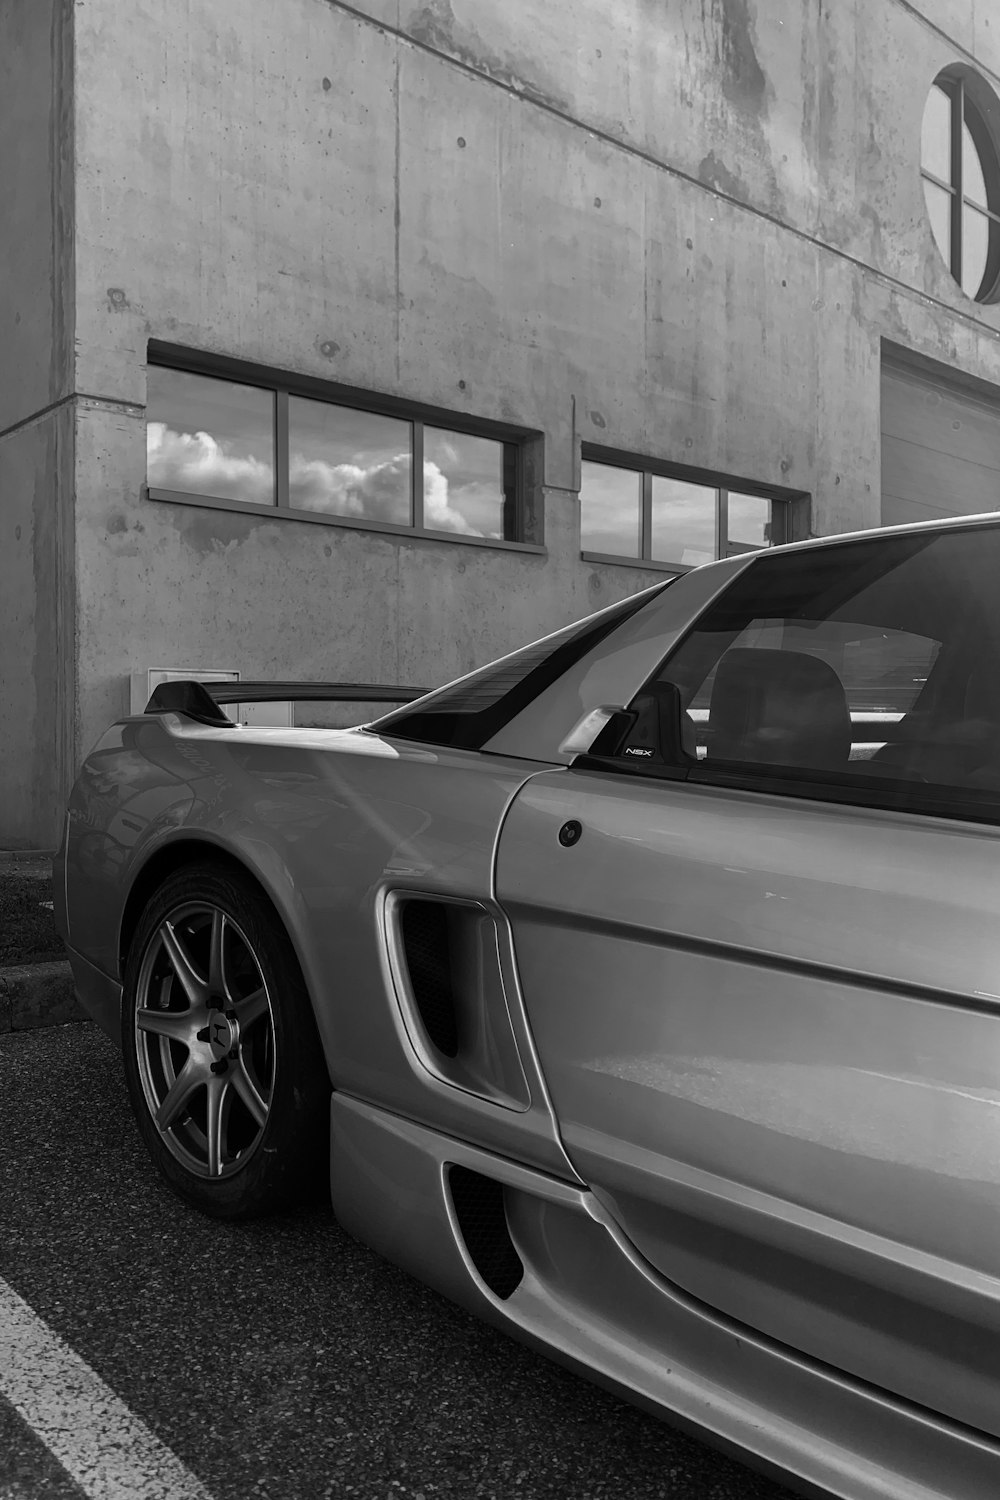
[579,449,791,568]
[145,349,539,547]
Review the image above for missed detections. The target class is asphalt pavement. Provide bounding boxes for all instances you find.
[0,1022,798,1500]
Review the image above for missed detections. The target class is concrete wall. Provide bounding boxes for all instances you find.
[73,401,602,756]
[0,0,74,432]
[0,0,75,848]
[70,0,672,753]
[13,0,1000,841]
[0,409,76,848]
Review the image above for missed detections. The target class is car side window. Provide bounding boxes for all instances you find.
[600,525,1000,824]
[681,620,941,765]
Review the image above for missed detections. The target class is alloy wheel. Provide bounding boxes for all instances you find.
[132,901,276,1179]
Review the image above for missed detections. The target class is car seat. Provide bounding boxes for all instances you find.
[707,647,852,772]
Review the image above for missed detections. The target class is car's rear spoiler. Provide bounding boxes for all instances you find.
[144,679,428,728]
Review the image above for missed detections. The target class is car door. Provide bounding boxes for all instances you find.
[494,522,1000,1439]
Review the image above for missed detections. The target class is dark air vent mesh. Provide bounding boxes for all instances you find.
[400,901,459,1057]
[448,1166,524,1300]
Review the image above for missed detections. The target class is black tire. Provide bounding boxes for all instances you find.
[121,862,330,1219]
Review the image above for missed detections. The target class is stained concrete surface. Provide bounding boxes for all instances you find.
[0,1023,797,1500]
[0,0,73,435]
[11,0,1000,849]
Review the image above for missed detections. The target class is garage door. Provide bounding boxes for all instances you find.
[881,359,1000,525]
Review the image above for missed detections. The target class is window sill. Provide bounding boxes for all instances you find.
[147,487,547,555]
[581,550,687,574]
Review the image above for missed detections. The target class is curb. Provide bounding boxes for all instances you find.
[0,961,87,1033]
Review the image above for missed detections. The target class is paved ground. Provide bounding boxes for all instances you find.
[0,1023,798,1500]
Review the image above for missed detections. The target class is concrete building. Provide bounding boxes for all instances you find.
[4,0,1000,849]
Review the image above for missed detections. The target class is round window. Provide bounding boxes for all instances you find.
[920,69,1000,303]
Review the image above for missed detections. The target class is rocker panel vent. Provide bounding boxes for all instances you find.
[399,900,459,1057]
[448,1166,524,1300]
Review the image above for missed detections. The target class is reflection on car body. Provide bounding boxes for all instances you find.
[56,514,1000,1500]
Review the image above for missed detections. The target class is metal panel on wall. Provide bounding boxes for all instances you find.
[881,360,1000,526]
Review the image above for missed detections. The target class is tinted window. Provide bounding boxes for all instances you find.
[613,525,1000,823]
[685,619,940,763]
[373,584,672,751]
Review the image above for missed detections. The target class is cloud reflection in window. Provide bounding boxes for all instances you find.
[146,367,276,505]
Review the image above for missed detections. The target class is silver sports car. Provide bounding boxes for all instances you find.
[56,514,1000,1500]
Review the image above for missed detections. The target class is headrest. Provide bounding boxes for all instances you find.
[708,647,852,771]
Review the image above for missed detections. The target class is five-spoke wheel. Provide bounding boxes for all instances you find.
[122,863,329,1217]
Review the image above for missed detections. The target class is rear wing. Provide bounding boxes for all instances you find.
[144,679,429,728]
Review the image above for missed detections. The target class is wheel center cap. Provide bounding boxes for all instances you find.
[208,1012,236,1059]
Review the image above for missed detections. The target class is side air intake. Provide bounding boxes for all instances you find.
[399,900,459,1057]
[448,1166,524,1300]
[391,895,530,1108]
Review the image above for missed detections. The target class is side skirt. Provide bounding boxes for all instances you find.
[329,1091,1000,1500]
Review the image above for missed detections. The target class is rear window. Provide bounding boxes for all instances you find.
[373,584,671,751]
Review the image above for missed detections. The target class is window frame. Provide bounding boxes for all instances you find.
[920,71,1000,304]
[144,343,545,553]
[579,444,796,572]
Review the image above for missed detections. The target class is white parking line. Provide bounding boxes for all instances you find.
[0,1278,211,1500]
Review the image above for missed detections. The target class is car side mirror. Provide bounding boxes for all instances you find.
[558,705,635,758]
[567,681,695,772]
